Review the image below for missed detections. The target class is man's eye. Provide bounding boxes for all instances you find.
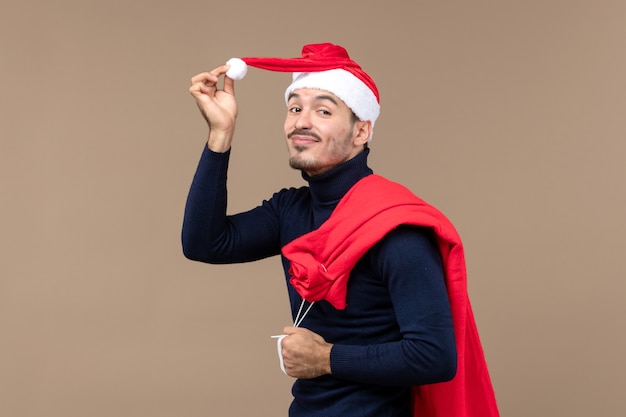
[289,106,302,113]
[319,109,331,116]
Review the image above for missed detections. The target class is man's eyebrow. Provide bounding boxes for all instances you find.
[315,94,339,105]
[287,92,339,106]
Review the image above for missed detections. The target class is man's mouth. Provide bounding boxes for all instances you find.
[288,130,321,144]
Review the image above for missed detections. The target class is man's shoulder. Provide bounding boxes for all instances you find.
[265,185,311,210]
[271,184,310,199]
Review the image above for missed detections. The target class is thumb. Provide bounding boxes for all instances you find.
[282,326,299,335]
[223,75,236,96]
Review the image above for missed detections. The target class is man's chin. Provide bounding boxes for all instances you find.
[289,156,317,173]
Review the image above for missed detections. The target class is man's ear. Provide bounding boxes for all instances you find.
[353,120,372,146]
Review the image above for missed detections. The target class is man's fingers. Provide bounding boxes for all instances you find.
[209,64,231,77]
[190,65,230,84]
[190,72,216,85]
[188,81,211,99]
[190,64,236,98]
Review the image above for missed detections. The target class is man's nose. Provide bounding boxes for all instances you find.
[294,110,312,129]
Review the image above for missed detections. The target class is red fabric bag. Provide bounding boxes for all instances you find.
[282,174,500,417]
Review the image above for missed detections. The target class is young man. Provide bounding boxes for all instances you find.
[182,43,499,417]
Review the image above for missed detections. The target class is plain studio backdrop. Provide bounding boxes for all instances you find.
[1,1,625,416]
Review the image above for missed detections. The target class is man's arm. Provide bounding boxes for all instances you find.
[181,146,282,263]
[331,226,456,386]
[278,226,457,385]
[182,67,281,263]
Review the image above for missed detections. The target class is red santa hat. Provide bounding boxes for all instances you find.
[225,43,380,141]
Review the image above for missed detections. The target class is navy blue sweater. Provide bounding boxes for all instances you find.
[182,146,456,417]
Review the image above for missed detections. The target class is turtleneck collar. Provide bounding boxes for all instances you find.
[302,148,373,205]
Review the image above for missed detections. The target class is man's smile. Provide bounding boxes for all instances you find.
[288,130,322,145]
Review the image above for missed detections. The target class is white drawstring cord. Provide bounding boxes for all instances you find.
[293,298,315,327]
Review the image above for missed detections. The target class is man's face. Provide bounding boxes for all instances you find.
[283,88,370,176]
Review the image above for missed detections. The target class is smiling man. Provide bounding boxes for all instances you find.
[285,89,370,176]
[182,43,499,417]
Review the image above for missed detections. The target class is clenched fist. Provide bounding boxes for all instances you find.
[280,326,333,379]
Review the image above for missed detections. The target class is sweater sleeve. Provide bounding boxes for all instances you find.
[329,226,457,386]
[181,145,281,263]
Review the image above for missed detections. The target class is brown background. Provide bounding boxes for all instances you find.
[1,0,625,416]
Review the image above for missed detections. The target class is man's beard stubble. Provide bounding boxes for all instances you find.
[287,129,322,172]
[289,149,318,172]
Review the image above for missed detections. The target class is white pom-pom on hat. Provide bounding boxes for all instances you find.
[225,58,248,80]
